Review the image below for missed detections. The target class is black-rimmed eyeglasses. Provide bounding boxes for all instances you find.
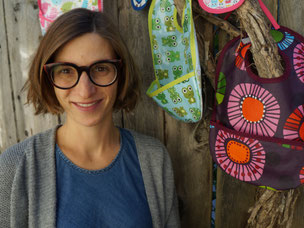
[44,59,122,89]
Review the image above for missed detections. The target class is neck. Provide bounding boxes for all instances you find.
[57,118,120,158]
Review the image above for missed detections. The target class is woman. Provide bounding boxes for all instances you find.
[0,8,180,228]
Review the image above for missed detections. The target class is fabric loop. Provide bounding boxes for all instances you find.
[257,0,280,30]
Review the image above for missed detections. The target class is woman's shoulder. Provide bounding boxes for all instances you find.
[123,128,165,151]
[0,127,56,168]
[123,128,170,164]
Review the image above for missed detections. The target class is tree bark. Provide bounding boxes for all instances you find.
[236,0,283,78]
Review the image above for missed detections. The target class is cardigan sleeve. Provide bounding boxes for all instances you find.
[161,143,180,228]
[0,145,24,227]
[130,130,181,228]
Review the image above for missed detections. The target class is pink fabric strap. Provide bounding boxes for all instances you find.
[258,0,280,30]
[98,0,103,11]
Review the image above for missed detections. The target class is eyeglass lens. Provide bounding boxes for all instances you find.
[51,62,117,88]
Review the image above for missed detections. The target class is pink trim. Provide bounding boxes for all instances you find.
[211,121,304,147]
[98,0,103,11]
[258,0,280,30]
[198,0,245,14]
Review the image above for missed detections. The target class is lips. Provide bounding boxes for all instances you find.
[72,99,102,111]
[76,101,98,107]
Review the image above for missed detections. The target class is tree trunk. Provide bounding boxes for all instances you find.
[236,0,283,78]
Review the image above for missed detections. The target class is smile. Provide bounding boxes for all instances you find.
[72,100,102,111]
[76,101,98,107]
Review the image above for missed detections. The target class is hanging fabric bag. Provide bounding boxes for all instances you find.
[210,19,304,190]
[198,0,245,14]
[147,0,203,122]
[131,0,149,11]
[38,0,103,35]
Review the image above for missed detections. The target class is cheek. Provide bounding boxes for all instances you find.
[54,88,69,106]
[104,82,118,100]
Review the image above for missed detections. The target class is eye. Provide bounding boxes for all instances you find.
[173,66,177,71]
[166,51,170,56]
[185,15,188,20]
[93,63,112,73]
[161,7,165,12]
[95,66,107,72]
[182,39,186,44]
[173,42,177,47]
[158,60,162,64]
[177,98,182,102]
[156,19,160,23]
[188,85,192,91]
[178,66,182,71]
[190,108,194,113]
[154,44,158,49]
[157,54,161,58]
[54,65,75,75]
[167,7,171,11]
[165,16,169,21]
[60,68,72,74]
[171,36,176,40]
[167,57,171,62]
[171,16,174,21]
[156,25,160,29]
[182,88,187,93]
[173,99,177,104]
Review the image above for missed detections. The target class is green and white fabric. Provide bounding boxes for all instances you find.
[147,0,203,122]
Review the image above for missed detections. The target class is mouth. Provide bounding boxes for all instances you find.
[72,100,102,111]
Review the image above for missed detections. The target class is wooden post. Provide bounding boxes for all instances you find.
[2,0,58,141]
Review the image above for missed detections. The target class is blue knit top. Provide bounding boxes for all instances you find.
[55,128,153,227]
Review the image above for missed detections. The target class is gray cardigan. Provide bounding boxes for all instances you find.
[0,126,180,228]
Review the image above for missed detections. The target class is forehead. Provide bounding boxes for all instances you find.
[54,33,116,65]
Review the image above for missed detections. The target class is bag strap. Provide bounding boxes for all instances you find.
[221,0,279,29]
[257,0,280,30]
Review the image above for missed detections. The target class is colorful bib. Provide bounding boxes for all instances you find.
[147,0,203,123]
[38,0,103,35]
[210,26,304,190]
[198,0,245,14]
[131,0,149,10]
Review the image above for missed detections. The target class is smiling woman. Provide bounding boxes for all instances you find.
[0,8,180,228]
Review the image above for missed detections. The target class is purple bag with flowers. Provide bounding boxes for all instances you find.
[210,26,304,190]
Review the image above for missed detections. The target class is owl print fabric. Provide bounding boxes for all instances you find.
[210,26,304,190]
[38,0,103,35]
[147,0,203,123]
[198,0,245,14]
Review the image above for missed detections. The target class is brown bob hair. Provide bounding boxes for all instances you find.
[25,8,140,115]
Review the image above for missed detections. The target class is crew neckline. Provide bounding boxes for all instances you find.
[55,128,123,174]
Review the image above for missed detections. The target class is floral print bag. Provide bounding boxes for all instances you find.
[210,25,304,190]
[38,0,103,35]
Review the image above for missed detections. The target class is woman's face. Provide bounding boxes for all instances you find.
[53,33,118,128]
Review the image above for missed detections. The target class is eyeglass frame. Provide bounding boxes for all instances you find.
[43,59,122,90]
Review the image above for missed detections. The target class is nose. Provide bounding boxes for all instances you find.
[75,71,97,98]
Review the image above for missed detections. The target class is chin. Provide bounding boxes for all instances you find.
[76,117,106,128]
